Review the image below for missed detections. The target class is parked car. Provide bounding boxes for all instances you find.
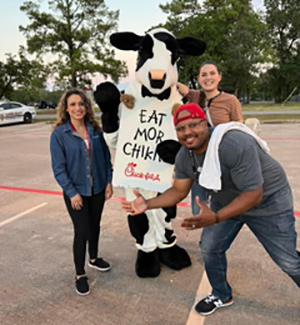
[0,101,36,125]
[36,101,57,109]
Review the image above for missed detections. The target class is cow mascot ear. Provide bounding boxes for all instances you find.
[110,32,143,51]
[177,37,206,56]
[94,82,120,133]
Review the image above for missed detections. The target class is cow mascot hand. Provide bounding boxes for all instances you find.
[94,28,206,278]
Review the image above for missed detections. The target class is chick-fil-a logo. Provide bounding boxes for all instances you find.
[124,162,160,182]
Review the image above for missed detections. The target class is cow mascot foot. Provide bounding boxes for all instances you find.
[136,249,160,278]
[159,244,191,270]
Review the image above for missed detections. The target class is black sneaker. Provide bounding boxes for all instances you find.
[75,276,90,296]
[88,258,111,272]
[195,294,234,316]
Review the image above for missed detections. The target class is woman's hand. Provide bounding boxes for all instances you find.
[177,83,189,96]
[105,183,113,200]
[70,193,83,210]
[121,189,148,216]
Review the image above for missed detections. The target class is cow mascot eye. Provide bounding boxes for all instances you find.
[94,27,206,278]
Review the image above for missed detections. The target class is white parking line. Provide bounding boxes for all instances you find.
[186,271,211,325]
[0,202,48,228]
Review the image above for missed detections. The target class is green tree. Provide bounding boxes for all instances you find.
[222,1,267,103]
[0,62,14,99]
[37,89,64,103]
[264,0,300,103]
[161,0,269,102]
[160,0,202,34]
[0,47,47,100]
[20,0,127,88]
[11,88,36,104]
[11,88,64,105]
[160,0,205,88]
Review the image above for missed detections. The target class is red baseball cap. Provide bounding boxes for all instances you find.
[173,103,206,126]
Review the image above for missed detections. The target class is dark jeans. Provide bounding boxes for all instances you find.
[64,190,105,276]
[200,208,300,301]
[191,182,207,215]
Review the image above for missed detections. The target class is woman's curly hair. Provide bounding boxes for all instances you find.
[52,88,101,132]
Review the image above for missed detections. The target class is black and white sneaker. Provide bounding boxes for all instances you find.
[75,276,90,296]
[88,258,111,272]
[195,294,234,315]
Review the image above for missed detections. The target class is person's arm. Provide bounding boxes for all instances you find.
[181,131,264,229]
[105,183,113,200]
[177,83,189,96]
[100,132,113,184]
[230,96,243,123]
[180,187,262,229]
[177,83,202,105]
[122,178,193,215]
[50,131,78,198]
[99,132,114,200]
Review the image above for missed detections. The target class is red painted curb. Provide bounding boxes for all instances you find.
[0,185,299,216]
[0,185,62,196]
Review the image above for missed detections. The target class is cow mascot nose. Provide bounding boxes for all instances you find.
[148,70,167,89]
[94,27,206,278]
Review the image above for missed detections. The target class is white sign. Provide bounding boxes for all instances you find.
[112,83,182,192]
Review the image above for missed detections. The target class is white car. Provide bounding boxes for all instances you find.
[0,101,36,125]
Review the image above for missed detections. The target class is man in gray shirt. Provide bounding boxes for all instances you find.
[122,103,300,316]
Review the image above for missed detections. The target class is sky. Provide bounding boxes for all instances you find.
[0,0,264,88]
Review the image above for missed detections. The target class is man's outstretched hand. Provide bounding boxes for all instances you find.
[121,189,148,216]
[179,196,216,230]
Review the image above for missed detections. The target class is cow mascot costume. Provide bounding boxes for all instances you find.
[94,28,206,277]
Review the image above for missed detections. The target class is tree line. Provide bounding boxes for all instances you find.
[1,0,299,104]
[160,0,300,103]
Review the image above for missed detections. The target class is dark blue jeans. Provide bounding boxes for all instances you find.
[191,182,207,215]
[200,208,300,301]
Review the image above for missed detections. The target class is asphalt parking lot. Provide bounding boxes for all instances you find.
[0,122,299,325]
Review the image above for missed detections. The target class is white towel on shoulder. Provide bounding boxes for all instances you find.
[199,122,270,191]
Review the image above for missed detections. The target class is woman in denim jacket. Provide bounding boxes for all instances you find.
[50,88,113,295]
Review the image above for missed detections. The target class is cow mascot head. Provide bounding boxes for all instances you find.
[94,28,206,278]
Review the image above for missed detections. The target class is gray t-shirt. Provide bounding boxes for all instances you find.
[175,129,293,217]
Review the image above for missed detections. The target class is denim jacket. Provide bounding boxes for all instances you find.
[50,121,112,198]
